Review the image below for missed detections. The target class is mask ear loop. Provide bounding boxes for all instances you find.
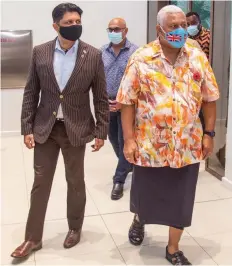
[158,25,167,41]
[120,28,127,42]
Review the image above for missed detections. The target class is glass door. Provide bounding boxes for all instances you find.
[206,1,231,179]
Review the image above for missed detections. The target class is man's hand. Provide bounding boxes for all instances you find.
[91,138,104,152]
[24,134,35,149]
[124,139,139,164]
[202,134,214,159]
[109,99,118,112]
[115,102,122,111]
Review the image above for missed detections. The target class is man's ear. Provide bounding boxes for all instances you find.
[156,24,162,37]
[53,23,59,33]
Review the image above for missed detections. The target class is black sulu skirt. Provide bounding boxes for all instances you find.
[130,163,200,228]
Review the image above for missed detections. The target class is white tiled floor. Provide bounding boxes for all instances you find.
[1,136,232,265]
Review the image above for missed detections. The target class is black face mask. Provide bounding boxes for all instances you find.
[59,25,82,41]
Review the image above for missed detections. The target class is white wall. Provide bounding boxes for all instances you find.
[1,0,147,135]
[223,6,232,189]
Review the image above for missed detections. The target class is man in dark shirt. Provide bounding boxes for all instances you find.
[101,18,138,200]
[186,12,210,59]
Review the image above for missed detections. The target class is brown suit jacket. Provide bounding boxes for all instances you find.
[21,39,109,146]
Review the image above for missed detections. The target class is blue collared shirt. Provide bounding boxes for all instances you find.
[101,39,138,98]
[53,38,79,118]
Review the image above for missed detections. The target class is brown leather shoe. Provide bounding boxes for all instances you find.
[11,241,42,258]
[63,229,81,249]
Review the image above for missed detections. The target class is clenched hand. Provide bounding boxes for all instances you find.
[202,135,214,159]
[124,139,139,164]
[91,138,104,152]
[24,134,35,149]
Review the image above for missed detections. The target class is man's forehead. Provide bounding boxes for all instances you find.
[187,15,198,22]
[109,18,126,27]
[165,12,186,23]
[62,11,81,20]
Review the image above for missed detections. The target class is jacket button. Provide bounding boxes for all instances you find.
[53,111,57,116]
[60,95,64,99]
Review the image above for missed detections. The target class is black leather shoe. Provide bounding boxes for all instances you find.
[111,183,124,200]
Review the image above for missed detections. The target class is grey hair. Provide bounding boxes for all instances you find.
[157,5,185,27]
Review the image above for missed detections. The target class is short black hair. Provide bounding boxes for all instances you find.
[186,12,201,23]
[52,3,83,23]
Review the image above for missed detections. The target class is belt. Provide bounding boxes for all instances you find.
[56,118,64,122]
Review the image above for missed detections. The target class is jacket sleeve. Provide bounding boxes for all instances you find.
[91,51,109,140]
[21,47,41,135]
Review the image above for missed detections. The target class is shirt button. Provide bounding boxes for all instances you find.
[53,111,57,116]
[60,95,64,99]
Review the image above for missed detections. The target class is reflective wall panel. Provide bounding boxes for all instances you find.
[1,30,32,89]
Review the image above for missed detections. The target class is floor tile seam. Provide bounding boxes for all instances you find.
[1,213,103,227]
[34,244,122,264]
[188,233,219,265]
[195,197,232,204]
[99,213,127,265]
[100,210,131,216]
[185,228,232,239]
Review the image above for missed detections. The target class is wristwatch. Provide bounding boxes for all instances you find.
[204,130,216,138]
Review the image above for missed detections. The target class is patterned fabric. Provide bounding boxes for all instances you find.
[189,27,210,59]
[21,39,109,146]
[53,39,79,118]
[101,39,138,98]
[116,39,219,168]
[186,38,202,50]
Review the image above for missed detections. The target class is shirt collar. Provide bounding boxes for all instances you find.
[55,38,79,53]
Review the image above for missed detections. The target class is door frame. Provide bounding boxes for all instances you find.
[205,1,231,179]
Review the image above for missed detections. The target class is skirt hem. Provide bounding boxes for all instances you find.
[130,210,191,228]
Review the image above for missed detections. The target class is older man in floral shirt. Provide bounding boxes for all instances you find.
[117,5,219,265]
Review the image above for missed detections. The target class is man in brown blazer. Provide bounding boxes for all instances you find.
[11,3,109,258]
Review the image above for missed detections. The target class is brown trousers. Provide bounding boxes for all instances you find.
[25,121,86,242]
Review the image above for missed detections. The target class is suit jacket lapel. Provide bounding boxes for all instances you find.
[46,38,60,91]
[63,40,88,93]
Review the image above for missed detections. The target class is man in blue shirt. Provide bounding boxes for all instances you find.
[101,18,138,200]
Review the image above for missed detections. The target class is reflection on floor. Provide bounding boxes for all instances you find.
[1,136,232,265]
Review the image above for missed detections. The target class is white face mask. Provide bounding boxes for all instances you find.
[108,32,123,44]
[187,25,200,36]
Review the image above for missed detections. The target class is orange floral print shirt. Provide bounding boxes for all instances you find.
[116,39,219,168]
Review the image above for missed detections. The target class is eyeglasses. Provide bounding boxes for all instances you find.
[106,27,126,33]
